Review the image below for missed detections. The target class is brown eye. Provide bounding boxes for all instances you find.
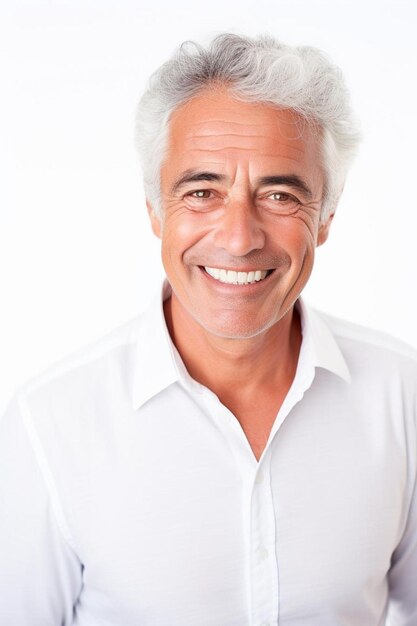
[261,191,300,215]
[191,190,212,199]
[269,192,291,202]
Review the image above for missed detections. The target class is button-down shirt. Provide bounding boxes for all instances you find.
[1,279,417,626]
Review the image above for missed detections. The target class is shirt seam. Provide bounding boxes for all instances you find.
[336,334,417,360]
[315,315,417,365]
[17,391,79,555]
[22,334,139,400]
[393,401,417,555]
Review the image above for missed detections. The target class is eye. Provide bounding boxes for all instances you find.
[188,190,213,199]
[261,190,301,214]
[268,192,293,202]
[183,188,220,212]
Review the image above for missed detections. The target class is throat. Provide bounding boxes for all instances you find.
[218,385,291,462]
[163,293,302,399]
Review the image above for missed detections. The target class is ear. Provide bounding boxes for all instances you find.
[146,200,162,239]
[316,212,334,247]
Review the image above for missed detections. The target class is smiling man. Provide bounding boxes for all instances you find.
[152,90,329,461]
[1,33,417,626]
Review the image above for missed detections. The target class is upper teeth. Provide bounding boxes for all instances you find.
[204,267,269,284]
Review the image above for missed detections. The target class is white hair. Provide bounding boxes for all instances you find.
[135,33,361,223]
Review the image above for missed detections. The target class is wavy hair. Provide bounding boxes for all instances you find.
[135,33,361,223]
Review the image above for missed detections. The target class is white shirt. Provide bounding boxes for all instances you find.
[1,279,417,626]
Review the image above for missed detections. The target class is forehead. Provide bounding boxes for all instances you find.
[165,88,321,170]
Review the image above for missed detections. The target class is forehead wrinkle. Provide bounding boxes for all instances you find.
[166,97,323,193]
[188,137,309,154]
[182,131,308,151]
[181,146,308,162]
[191,133,281,140]
[184,113,304,126]
[183,146,266,153]
[182,118,309,139]
[256,153,308,160]
[183,129,308,145]
[190,119,269,128]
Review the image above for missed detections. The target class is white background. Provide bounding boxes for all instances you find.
[1,0,416,413]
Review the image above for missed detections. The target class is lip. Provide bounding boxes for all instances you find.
[202,266,273,273]
[198,265,276,291]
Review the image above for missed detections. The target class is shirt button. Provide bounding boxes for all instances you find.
[258,547,269,560]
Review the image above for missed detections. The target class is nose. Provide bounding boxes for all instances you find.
[212,196,265,257]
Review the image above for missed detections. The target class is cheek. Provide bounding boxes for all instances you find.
[269,217,317,260]
[161,211,209,260]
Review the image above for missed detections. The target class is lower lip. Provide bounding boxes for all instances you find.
[198,266,276,292]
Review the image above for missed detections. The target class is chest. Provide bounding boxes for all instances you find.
[73,412,402,626]
[64,383,407,626]
[224,394,286,461]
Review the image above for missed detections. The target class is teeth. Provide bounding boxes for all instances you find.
[204,267,269,285]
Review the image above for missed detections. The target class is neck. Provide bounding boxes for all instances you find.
[164,292,302,399]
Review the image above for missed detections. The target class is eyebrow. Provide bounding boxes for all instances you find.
[170,170,226,194]
[257,175,313,199]
[170,169,313,199]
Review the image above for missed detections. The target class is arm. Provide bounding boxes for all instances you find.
[386,406,417,626]
[0,395,83,625]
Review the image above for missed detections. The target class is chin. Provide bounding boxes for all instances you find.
[194,311,279,340]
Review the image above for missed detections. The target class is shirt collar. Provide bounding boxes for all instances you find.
[132,278,350,410]
[132,280,183,410]
[297,297,351,384]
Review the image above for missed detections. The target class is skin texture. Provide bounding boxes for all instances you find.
[147,87,333,458]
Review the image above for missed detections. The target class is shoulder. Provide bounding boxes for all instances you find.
[318,309,417,360]
[15,313,144,411]
[315,308,417,379]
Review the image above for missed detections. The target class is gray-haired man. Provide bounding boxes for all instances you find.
[1,33,416,626]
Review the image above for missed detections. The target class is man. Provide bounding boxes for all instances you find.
[1,33,416,626]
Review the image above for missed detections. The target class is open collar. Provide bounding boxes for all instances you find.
[297,298,351,384]
[132,279,350,410]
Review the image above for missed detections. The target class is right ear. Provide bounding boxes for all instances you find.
[146,200,162,239]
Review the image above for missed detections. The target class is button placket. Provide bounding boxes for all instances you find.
[249,450,279,625]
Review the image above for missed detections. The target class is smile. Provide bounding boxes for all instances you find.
[203,266,273,285]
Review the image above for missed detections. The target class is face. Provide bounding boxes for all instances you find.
[148,88,332,339]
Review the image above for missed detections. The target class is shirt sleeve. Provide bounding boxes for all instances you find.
[0,394,83,626]
[387,424,417,624]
